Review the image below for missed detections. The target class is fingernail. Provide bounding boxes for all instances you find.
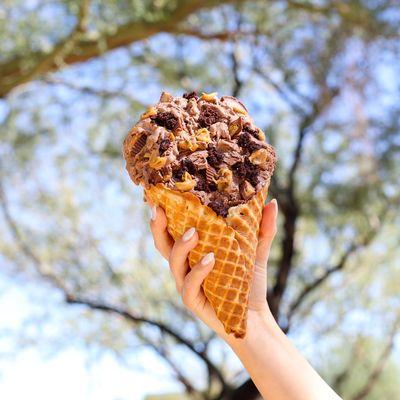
[182,227,196,242]
[150,205,157,221]
[201,252,214,266]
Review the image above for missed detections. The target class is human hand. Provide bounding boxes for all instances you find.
[148,199,278,339]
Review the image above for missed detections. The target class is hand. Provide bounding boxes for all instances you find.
[148,199,278,339]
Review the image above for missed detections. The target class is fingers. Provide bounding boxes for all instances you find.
[255,199,278,269]
[169,227,199,292]
[181,253,215,309]
[149,204,174,259]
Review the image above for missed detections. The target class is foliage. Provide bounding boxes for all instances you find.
[0,1,399,399]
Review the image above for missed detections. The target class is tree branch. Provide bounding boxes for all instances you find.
[145,339,198,397]
[286,212,384,326]
[254,66,308,116]
[66,295,226,392]
[0,0,91,97]
[0,179,64,289]
[0,0,243,98]
[350,315,400,400]
[41,76,147,106]
[0,178,227,391]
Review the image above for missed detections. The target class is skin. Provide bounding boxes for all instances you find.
[149,199,342,400]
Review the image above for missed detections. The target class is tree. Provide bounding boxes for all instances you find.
[0,1,399,399]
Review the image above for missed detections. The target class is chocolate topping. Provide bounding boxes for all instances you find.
[151,111,179,131]
[124,91,276,216]
[198,104,223,127]
[209,195,229,217]
[183,91,199,100]
[131,134,147,156]
[243,123,260,139]
[159,138,171,155]
[237,131,263,153]
[207,145,224,168]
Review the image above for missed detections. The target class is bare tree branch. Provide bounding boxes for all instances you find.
[144,338,199,397]
[230,46,243,98]
[0,0,91,97]
[0,178,227,391]
[0,0,244,98]
[254,66,308,116]
[65,295,226,391]
[286,223,381,325]
[268,83,340,320]
[0,179,64,290]
[40,76,147,106]
[350,315,400,400]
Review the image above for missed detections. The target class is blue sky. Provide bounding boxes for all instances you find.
[1,5,400,398]
[0,279,185,400]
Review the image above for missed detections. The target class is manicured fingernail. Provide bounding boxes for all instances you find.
[150,205,157,221]
[201,252,214,266]
[182,227,196,242]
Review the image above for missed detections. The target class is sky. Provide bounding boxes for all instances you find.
[1,3,400,399]
[0,278,184,400]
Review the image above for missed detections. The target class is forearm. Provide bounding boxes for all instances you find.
[224,310,342,400]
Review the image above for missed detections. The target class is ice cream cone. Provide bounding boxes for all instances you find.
[145,182,269,338]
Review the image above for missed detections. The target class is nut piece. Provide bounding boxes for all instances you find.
[258,130,266,141]
[175,171,197,192]
[200,92,218,103]
[149,151,167,170]
[249,148,269,166]
[195,128,211,148]
[159,92,173,102]
[178,139,198,152]
[240,180,255,200]
[216,168,233,191]
[141,107,157,119]
[228,117,243,137]
[232,105,247,115]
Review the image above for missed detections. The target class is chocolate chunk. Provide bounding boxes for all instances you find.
[131,134,147,156]
[237,131,263,153]
[243,124,260,139]
[244,157,259,187]
[207,144,223,168]
[159,138,171,155]
[183,91,199,100]
[149,170,163,185]
[232,161,247,180]
[198,105,222,127]
[173,157,196,181]
[182,158,196,175]
[209,197,229,217]
[151,112,179,131]
[205,167,217,191]
[195,173,208,191]
[187,150,208,170]
[172,168,184,181]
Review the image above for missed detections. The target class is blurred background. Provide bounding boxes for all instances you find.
[0,1,399,399]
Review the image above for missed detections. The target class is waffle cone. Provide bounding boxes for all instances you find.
[145,183,269,338]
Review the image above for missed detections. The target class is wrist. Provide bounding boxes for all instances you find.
[224,307,280,350]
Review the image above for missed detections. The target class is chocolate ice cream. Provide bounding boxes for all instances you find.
[124,92,276,217]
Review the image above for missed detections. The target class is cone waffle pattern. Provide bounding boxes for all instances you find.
[146,183,269,338]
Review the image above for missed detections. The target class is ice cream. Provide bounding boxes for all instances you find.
[124,91,276,217]
[123,91,277,338]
